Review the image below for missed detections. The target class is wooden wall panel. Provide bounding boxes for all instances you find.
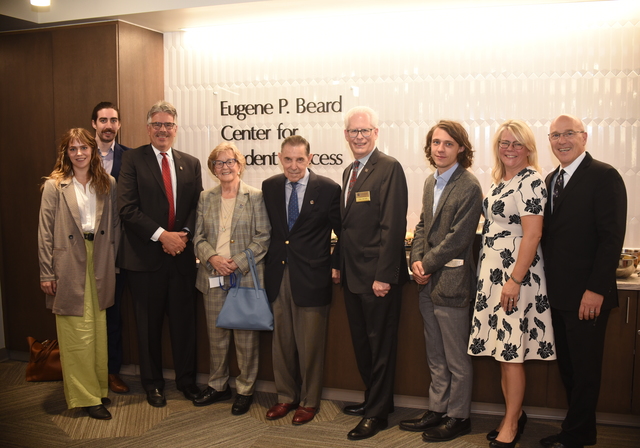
[0,31,58,350]
[0,21,163,356]
[51,23,119,137]
[117,21,164,148]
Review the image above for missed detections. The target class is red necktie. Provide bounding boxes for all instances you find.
[347,160,360,198]
[161,153,175,231]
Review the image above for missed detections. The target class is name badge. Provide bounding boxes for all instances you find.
[444,259,464,268]
[355,191,371,202]
[209,275,224,288]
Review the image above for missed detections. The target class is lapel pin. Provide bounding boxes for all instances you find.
[364,168,369,173]
[310,200,315,204]
[179,166,183,170]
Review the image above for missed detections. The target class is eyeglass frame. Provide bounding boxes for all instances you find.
[212,159,238,168]
[498,140,526,150]
[548,130,585,141]
[148,122,177,131]
[346,128,375,139]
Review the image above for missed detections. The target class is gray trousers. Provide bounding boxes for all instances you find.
[419,284,473,418]
[272,267,329,408]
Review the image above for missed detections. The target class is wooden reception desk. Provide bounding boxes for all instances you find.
[119,276,640,416]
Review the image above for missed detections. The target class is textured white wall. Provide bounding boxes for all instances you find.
[164,0,640,246]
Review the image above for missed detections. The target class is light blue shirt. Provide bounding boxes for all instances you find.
[433,163,458,215]
[285,168,309,221]
[99,141,115,175]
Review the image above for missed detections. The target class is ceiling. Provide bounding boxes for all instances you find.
[0,0,610,33]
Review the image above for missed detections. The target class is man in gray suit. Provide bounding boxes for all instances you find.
[338,106,409,441]
[400,120,482,442]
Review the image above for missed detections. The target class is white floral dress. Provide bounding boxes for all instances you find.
[468,167,555,362]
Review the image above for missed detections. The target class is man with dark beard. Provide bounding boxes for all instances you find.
[91,102,131,394]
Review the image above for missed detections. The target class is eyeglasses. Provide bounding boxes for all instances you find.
[213,159,238,168]
[346,128,374,138]
[498,140,525,150]
[149,122,176,130]
[548,131,585,141]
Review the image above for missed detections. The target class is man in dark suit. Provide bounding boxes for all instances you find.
[92,101,131,394]
[338,106,409,440]
[541,114,627,448]
[262,135,342,425]
[400,121,482,442]
[118,101,203,407]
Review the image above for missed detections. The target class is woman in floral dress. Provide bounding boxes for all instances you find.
[468,120,555,448]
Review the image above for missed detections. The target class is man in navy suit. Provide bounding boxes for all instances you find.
[92,102,131,394]
[118,101,203,407]
[262,135,341,425]
[541,114,627,448]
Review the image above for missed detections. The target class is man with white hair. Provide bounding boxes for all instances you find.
[337,106,409,441]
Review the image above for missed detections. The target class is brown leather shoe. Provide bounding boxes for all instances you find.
[108,374,130,393]
[266,402,299,420]
[292,406,317,425]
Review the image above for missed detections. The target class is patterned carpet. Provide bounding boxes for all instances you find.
[0,360,638,447]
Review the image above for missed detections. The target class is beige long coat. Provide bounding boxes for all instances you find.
[38,177,119,316]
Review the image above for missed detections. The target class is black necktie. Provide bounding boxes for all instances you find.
[288,182,299,230]
[552,169,565,211]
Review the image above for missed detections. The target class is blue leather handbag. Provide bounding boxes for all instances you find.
[216,249,274,331]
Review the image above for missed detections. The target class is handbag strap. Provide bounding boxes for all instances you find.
[34,339,58,363]
[243,249,261,293]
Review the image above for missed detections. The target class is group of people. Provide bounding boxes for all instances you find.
[37,101,626,448]
[399,115,626,448]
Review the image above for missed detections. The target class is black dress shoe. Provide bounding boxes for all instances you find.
[343,402,366,416]
[540,434,561,447]
[347,417,388,440]
[193,386,232,407]
[146,388,166,407]
[487,410,527,441]
[540,433,585,448]
[422,416,471,442]
[101,397,111,406]
[548,443,583,448]
[84,404,112,420]
[179,384,201,401]
[399,410,445,432]
[231,393,253,415]
[342,402,394,416]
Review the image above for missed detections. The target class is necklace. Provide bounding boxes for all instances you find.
[219,197,235,232]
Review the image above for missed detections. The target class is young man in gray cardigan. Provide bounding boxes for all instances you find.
[400,120,482,442]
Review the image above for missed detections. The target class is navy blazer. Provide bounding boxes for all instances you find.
[110,141,131,181]
[262,170,341,307]
[542,152,627,311]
